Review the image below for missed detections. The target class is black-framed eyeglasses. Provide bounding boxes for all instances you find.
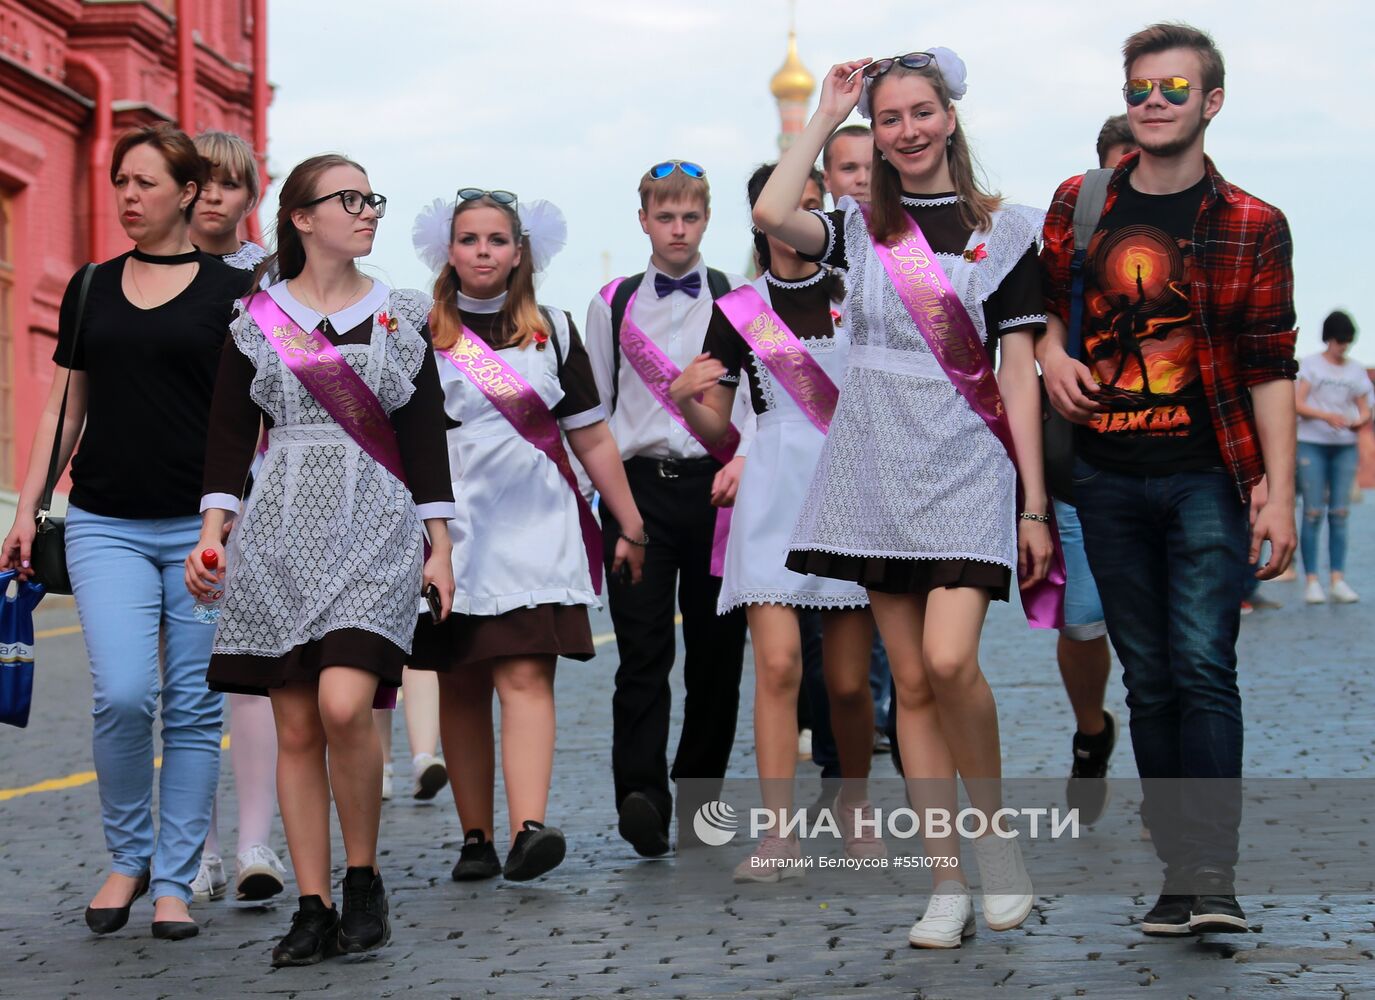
[457,188,518,206]
[862,52,934,81]
[301,189,387,218]
[648,160,706,180]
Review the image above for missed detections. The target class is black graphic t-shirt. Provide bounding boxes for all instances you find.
[1076,176,1222,475]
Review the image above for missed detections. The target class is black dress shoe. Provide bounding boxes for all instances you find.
[619,792,670,857]
[337,867,390,954]
[151,918,200,941]
[84,872,150,934]
[451,829,502,881]
[502,821,567,881]
[271,896,340,967]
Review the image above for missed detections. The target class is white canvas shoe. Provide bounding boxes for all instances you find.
[907,880,975,948]
[1304,579,1327,604]
[1330,579,1359,604]
[235,843,287,901]
[973,835,1034,930]
[191,854,226,903]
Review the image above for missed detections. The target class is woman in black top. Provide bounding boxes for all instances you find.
[1,123,244,941]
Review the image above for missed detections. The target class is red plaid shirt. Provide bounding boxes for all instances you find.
[1040,152,1297,499]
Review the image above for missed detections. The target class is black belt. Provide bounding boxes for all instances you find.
[625,455,721,480]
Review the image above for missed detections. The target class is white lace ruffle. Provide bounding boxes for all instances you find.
[901,193,959,207]
[717,590,871,613]
[998,313,1048,331]
[765,268,827,290]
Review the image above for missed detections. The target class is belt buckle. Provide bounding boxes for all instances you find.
[657,459,680,480]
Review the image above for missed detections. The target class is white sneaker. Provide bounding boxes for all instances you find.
[907,880,975,948]
[833,795,888,859]
[972,835,1034,930]
[797,728,813,761]
[1304,580,1326,604]
[381,763,395,800]
[412,753,449,800]
[732,836,804,883]
[191,854,226,903]
[235,843,286,901]
[1330,579,1360,604]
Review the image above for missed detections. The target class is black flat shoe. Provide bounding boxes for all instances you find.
[618,792,670,857]
[336,867,390,954]
[451,829,502,881]
[84,872,150,934]
[151,918,200,941]
[271,896,340,967]
[502,821,566,882]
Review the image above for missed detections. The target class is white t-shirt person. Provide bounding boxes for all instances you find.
[1296,352,1375,446]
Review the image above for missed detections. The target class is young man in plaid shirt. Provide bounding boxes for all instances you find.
[1038,23,1297,937]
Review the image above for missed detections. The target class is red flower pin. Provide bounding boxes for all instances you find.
[829,309,843,327]
[962,243,988,263]
[377,311,398,333]
[533,328,550,349]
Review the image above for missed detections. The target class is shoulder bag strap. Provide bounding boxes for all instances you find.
[38,264,97,519]
[1067,169,1112,359]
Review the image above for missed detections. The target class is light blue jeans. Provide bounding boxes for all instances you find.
[66,507,223,905]
[1297,441,1359,576]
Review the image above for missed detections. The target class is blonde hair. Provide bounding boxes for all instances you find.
[867,64,1001,241]
[429,196,549,352]
[637,167,711,213]
[194,130,261,206]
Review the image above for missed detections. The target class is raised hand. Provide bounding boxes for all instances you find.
[817,60,872,122]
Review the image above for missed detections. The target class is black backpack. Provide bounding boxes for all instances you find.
[606,268,732,414]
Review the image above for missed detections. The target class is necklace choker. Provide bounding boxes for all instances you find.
[132,248,200,265]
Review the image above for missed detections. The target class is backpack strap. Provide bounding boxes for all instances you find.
[538,305,567,374]
[608,272,643,415]
[704,267,733,300]
[1067,168,1112,359]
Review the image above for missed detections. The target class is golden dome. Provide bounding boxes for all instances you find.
[770,31,815,102]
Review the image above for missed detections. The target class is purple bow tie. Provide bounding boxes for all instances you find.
[654,271,702,298]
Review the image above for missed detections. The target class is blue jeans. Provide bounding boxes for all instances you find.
[1297,441,1359,575]
[1072,461,1247,881]
[1052,500,1107,641]
[66,507,223,905]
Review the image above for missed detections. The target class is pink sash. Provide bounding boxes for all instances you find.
[715,284,840,434]
[601,278,740,576]
[858,207,1066,629]
[246,292,407,485]
[437,327,604,595]
[247,291,414,707]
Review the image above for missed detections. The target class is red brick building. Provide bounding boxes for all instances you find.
[0,0,268,492]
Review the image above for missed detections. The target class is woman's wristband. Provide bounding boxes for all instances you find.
[1019,511,1051,524]
[619,529,649,547]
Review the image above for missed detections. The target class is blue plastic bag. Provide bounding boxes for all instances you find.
[0,570,45,728]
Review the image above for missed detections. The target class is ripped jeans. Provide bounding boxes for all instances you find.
[1297,441,1359,576]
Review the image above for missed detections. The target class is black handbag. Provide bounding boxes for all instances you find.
[1042,168,1111,506]
[30,264,96,595]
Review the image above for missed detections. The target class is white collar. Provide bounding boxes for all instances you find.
[457,289,506,315]
[267,277,390,334]
[764,267,825,290]
[901,192,960,207]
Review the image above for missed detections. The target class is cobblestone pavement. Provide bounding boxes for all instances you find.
[2,518,1373,998]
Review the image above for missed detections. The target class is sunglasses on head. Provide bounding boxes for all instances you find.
[862,51,935,80]
[1123,77,1202,107]
[457,188,518,206]
[302,189,387,218]
[648,160,706,180]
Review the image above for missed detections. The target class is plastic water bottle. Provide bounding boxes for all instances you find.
[192,548,223,625]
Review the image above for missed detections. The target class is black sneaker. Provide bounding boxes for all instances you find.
[1189,870,1248,934]
[502,821,567,881]
[1066,709,1117,826]
[336,867,390,953]
[451,829,502,881]
[271,895,340,967]
[618,792,670,857]
[1140,893,1194,936]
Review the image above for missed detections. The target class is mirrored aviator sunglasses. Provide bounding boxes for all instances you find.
[863,51,935,80]
[649,160,706,180]
[456,187,518,206]
[1123,76,1198,107]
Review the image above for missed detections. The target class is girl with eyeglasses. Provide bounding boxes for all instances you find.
[753,50,1055,948]
[669,162,879,880]
[186,154,456,965]
[407,189,645,883]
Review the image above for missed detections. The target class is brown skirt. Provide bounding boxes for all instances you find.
[410,603,596,672]
[785,552,1012,603]
[207,627,406,697]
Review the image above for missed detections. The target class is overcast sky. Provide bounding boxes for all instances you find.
[263,0,1373,363]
